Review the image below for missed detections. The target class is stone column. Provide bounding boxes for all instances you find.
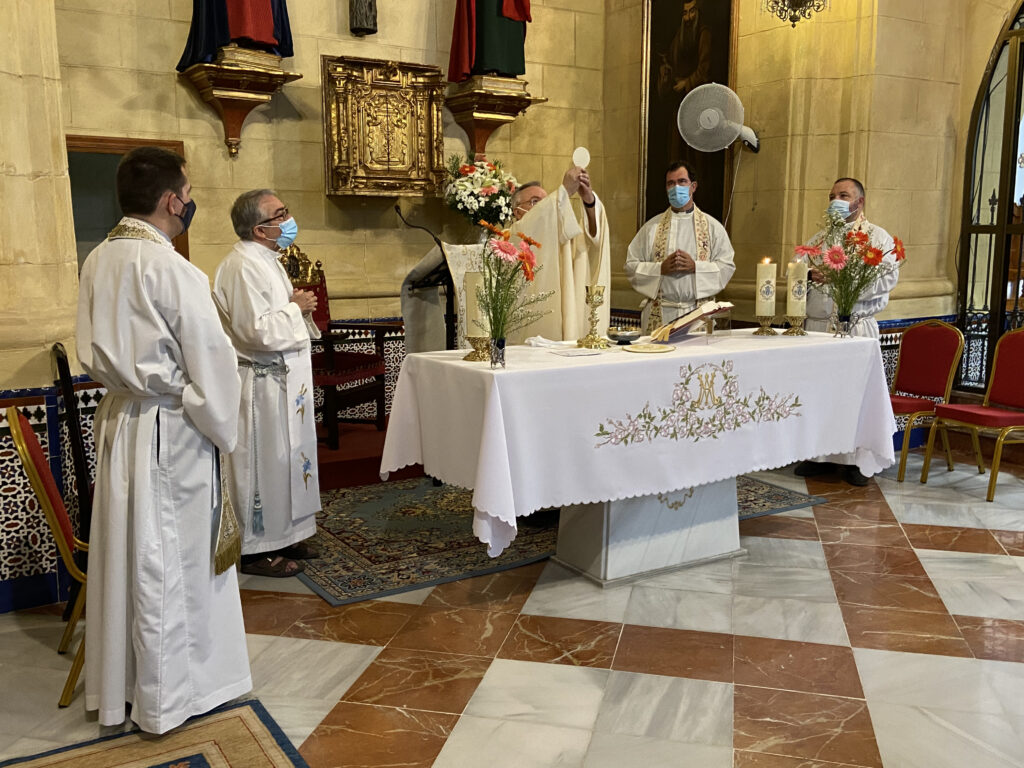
[0,1,78,389]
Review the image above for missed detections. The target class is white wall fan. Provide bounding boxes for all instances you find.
[677,83,759,153]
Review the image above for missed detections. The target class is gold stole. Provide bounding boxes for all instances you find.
[648,206,712,333]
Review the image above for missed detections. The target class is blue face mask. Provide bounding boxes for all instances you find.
[668,184,691,209]
[828,199,851,219]
[271,217,298,249]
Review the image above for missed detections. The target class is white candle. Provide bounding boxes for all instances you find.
[755,259,777,317]
[787,261,808,317]
[463,271,487,335]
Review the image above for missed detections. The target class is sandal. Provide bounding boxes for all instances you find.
[240,555,304,578]
[277,540,320,560]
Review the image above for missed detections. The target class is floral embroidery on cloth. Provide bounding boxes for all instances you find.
[595,360,801,446]
[295,383,308,423]
[301,452,313,489]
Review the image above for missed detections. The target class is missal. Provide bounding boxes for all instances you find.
[651,300,734,343]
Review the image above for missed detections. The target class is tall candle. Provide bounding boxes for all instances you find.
[463,271,487,334]
[755,258,777,317]
[787,261,809,317]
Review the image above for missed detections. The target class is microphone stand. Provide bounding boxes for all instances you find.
[394,205,457,351]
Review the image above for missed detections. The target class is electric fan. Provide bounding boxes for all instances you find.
[677,83,759,153]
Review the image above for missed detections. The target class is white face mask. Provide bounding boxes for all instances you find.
[828,199,851,218]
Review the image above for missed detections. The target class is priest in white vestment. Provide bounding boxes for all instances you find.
[507,166,611,341]
[213,190,322,577]
[796,177,900,487]
[77,147,251,734]
[625,161,736,332]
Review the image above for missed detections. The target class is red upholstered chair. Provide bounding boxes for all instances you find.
[889,320,964,481]
[279,244,390,450]
[6,406,87,707]
[920,327,1024,501]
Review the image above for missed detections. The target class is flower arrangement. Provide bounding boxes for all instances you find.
[444,155,518,227]
[795,207,906,320]
[475,220,552,344]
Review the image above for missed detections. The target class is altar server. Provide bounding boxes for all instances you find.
[77,147,250,734]
[509,165,611,341]
[213,189,322,578]
[625,161,736,333]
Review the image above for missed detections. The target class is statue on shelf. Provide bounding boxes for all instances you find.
[350,0,377,37]
[448,0,531,83]
[177,0,294,71]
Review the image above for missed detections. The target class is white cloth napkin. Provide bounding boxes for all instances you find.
[524,335,578,348]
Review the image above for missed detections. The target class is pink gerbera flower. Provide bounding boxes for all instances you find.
[479,185,498,196]
[491,238,520,262]
[794,245,821,259]
[823,245,847,270]
[517,243,537,268]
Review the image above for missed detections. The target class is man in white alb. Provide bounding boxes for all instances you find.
[625,161,736,333]
[214,189,322,577]
[77,147,250,734]
[508,166,611,341]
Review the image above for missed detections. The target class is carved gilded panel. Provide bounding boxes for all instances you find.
[323,56,446,197]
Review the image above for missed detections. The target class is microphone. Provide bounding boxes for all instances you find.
[394,204,444,250]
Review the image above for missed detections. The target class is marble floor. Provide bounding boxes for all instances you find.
[2,456,1023,767]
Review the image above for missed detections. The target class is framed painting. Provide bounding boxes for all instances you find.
[638,0,738,228]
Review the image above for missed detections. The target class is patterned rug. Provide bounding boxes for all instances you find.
[299,475,823,605]
[0,700,306,767]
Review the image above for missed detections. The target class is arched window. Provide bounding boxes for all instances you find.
[959,4,1024,390]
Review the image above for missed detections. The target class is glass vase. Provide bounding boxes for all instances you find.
[489,337,506,369]
[832,312,860,338]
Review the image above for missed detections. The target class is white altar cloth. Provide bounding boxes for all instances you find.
[380,330,896,556]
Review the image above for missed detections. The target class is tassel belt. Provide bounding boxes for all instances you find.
[238,359,289,377]
[238,358,289,536]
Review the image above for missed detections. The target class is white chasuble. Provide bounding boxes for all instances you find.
[625,207,736,331]
[213,240,321,555]
[77,217,250,734]
[510,186,611,342]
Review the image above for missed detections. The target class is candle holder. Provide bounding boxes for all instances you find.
[753,315,778,336]
[463,335,490,361]
[577,284,610,349]
[783,316,807,336]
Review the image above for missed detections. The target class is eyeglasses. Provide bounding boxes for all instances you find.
[258,208,289,226]
[517,196,544,211]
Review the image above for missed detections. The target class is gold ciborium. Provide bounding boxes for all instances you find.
[463,335,490,361]
[578,285,610,349]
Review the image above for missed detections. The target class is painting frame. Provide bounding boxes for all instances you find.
[637,0,740,230]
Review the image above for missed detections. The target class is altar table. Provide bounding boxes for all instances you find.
[380,330,896,576]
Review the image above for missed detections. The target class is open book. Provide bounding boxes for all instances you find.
[651,301,734,342]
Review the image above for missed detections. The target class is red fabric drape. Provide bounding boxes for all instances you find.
[447,0,532,83]
[225,0,277,47]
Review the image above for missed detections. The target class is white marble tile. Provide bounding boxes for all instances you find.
[637,559,734,595]
[246,633,380,702]
[239,572,317,595]
[777,506,817,519]
[917,550,1024,581]
[737,536,829,570]
[867,701,1024,768]
[984,659,1024,717]
[732,562,838,602]
[583,731,732,768]
[464,659,608,731]
[372,585,435,605]
[253,695,340,750]
[623,586,732,634]
[732,595,849,646]
[969,502,1024,533]
[0,662,106,742]
[432,715,592,768]
[0,736,67,763]
[917,550,1024,620]
[522,562,632,623]
[0,620,82,671]
[746,467,810,495]
[854,648,1005,714]
[593,671,732,746]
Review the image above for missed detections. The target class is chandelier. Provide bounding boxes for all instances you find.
[762,0,829,27]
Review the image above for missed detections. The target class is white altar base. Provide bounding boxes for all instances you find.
[554,478,743,586]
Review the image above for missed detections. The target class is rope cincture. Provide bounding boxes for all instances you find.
[238,359,290,535]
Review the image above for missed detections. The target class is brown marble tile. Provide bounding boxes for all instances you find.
[423,570,536,613]
[901,524,1005,554]
[840,605,972,657]
[953,615,1024,662]
[733,636,863,698]
[811,499,898,525]
[815,520,910,548]
[733,751,874,767]
[805,479,885,504]
[830,569,947,613]
[281,599,418,645]
[822,543,927,577]
[387,605,517,656]
[993,529,1024,556]
[613,625,733,682]
[733,686,882,767]
[739,516,820,540]
[299,701,457,768]
[240,590,322,636]
[497,614,620,668]
[341,647,491,713]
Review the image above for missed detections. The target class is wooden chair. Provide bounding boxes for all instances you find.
[7,406,87,707]
[889,320,964,481]
[920,327,1024,501]
[279,244,390,450]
